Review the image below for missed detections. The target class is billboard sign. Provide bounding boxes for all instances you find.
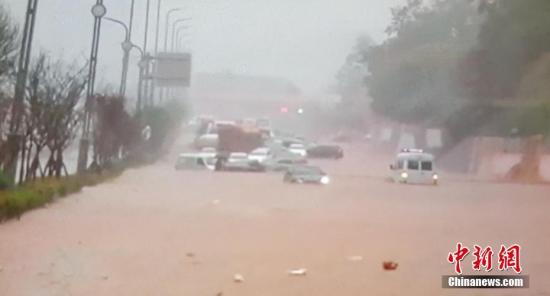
[154,52,192,87]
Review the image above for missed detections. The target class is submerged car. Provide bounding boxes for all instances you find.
[217,153,265,172]
[175,153,216,171]
[283,165,330,185]
[390,148,438,185]
[287,143,308,157]
[263,157,306,172]
[248,147,272,163]
[306,144,344,159]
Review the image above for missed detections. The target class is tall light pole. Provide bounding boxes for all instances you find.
[130,44,150,113]
[150,0,163,107]
[5,0,39,182]
[103,17,132,98]
[176,30,190,52]
[77,1,107,174]
[170,18,190,52]
[142,0,152,106]
[154,0,162,55]
[160,8,182,102]
[163,8,183,52]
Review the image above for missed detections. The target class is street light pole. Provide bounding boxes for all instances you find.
[142,0,151,107]
[129,44,149,113]
[118,0,135,99]
[104,17,131,99]
[154,0,162,55]
[170,18,190,52]
[5,0,39,182]
[160,8,182,103]
[177,33,190,52]
[77,1,107,174]
[174,25,190,52]
[150,0,162,107]
[163,8,182,52]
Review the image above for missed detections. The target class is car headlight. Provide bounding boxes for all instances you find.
[433,174,439,180]
[320,176,331,185]
[400,172,408,179]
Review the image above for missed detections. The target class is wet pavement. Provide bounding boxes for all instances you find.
[1,141,549,296]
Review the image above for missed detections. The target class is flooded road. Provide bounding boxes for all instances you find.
[1,141,549,296]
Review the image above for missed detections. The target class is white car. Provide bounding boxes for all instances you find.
[175,153,216,171]
[288,143,307,157]
[390,149,438,185]
[248,147,272,163]
[227,153,249,163]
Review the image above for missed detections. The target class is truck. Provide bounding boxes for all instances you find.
[217,124,264,153]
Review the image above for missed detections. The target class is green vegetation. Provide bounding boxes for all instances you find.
[338,0,550,140]
[0,169,123,221]
[0,99,186,222]
[0,170,13,190]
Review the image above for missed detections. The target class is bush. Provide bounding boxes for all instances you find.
[0,170,13,190]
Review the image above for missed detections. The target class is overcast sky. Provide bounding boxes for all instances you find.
[2,0,402,95]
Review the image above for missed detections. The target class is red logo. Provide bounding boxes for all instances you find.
[498,244,522,273]
[472,245,493,272]
[447,242,470,274]
[448,243,522,275]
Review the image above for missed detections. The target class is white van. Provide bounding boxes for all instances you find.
[390,149,438,185]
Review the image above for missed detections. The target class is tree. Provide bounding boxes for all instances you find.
[0,5,18,172]
[465,0,550,99]
[0,4,17,85]
[365,0,480,125]
[19,54,87,180]
[93,95,141,167]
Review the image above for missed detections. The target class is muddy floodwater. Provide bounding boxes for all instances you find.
[1,140,549,296]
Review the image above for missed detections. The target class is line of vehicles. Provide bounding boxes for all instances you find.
[177,117,343,185]
[180,117,439,186]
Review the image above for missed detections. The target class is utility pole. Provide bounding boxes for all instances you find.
[171,18,190,52]
[173,24,190,52]
[77,1,107,174]
[5,0,39,182]
[161,8,182,102]
[104,17,131,99]
[142,0,151,109]
[151,0,162,107]
[118,0,135,99]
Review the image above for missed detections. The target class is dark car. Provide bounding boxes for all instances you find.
[306,145,344,159]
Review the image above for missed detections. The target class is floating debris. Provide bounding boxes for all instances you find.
[347,256,363,262]
[383,261,398,271]
[233,273,244,283]
[288,268,307,276]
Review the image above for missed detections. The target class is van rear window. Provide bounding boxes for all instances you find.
[421,161,433,171]
[397,160,404,169]
[408,161,419,170]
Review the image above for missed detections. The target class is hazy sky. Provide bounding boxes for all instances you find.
[2,0,402,95]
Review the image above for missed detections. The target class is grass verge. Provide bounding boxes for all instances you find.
[0,169,124,222]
